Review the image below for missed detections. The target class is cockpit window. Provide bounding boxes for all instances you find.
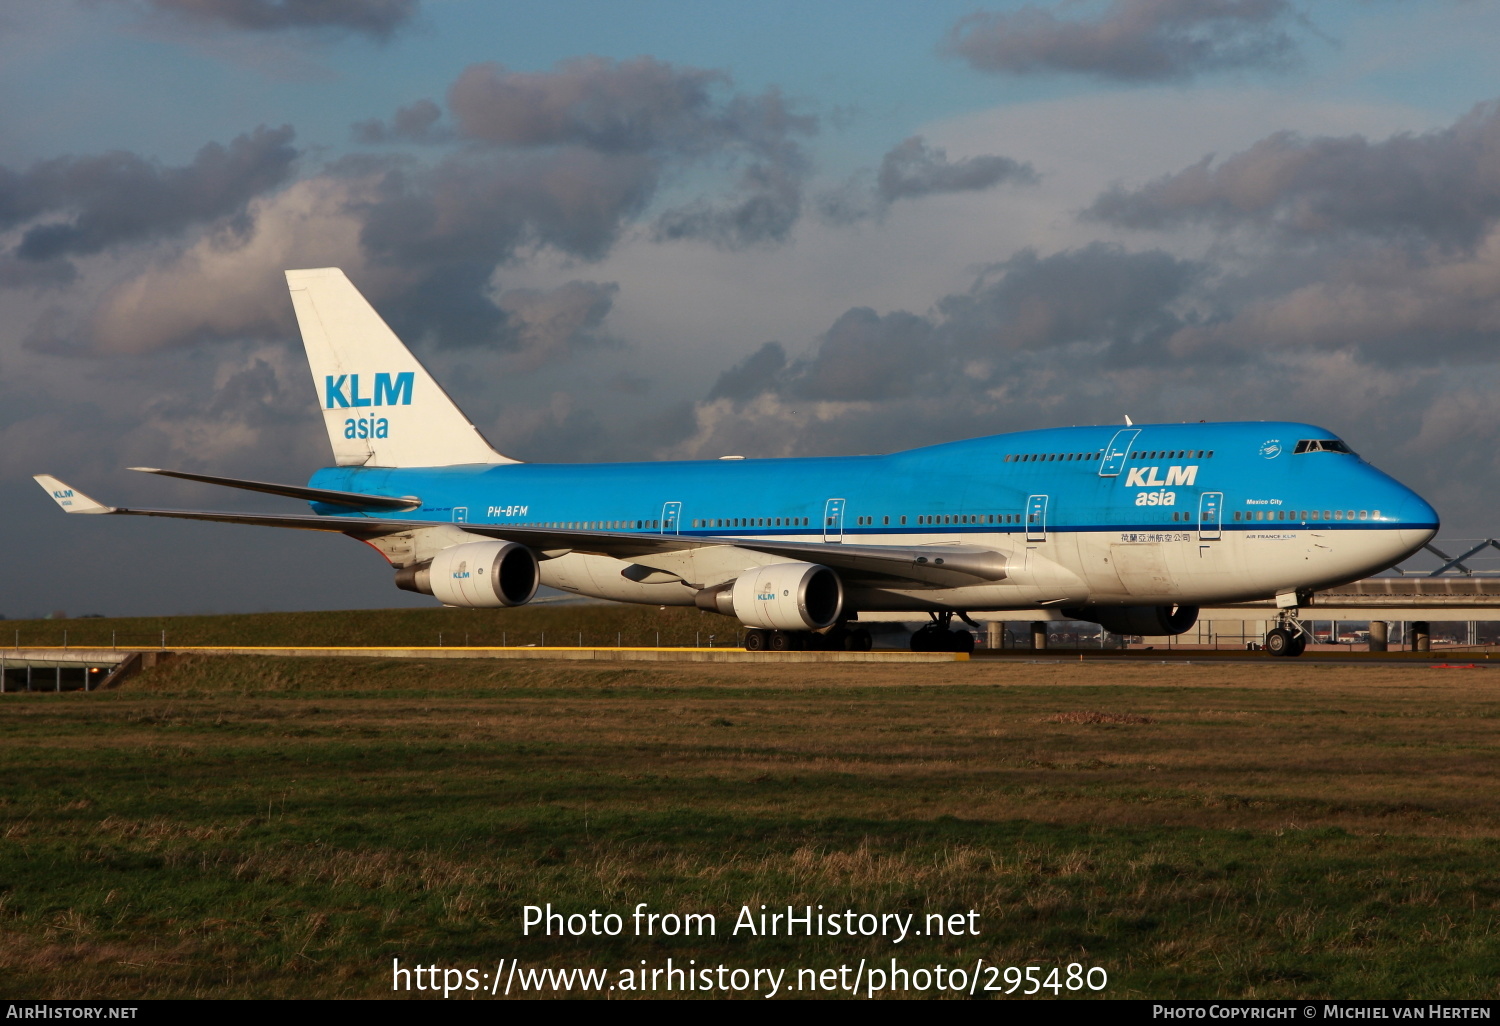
[1294,438,1354,455]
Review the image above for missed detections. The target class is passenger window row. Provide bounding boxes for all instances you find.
[682,513,1047,530]
[1004,452,1101,463]
[517,506,1383,532]
[915,514,1025,525]
[1003,448,1215,463]
[691,517,811,529]
[1233,509,1379,522]
[516,500,1380,533]
[516,520,661,530]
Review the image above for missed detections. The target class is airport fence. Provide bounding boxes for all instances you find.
[9,622,1498,654]
[8,629,169,651]
[5,627,756,650]
[425,630,752,649]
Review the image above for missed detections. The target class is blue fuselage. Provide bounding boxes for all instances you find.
[309,421,1437,544]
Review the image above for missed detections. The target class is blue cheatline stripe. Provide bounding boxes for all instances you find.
[364,521,1434,538]
[665,522,1435,539]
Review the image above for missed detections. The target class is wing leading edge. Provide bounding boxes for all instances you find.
[127,467,421,511]
[33,475,1006,588]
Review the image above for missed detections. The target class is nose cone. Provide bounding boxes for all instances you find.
[1395,524,1437,561]
[1382,478,1439,566]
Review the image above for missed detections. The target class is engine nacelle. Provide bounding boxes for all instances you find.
[1061,604,1199,636]
[402,541,539,608]
[730,562,843,631]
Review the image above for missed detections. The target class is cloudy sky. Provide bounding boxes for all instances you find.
[5,0,1500,618]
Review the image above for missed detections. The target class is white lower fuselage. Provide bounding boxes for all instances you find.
[537,524,1435,615]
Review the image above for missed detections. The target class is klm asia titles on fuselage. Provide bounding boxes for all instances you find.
[35,268,1438,656]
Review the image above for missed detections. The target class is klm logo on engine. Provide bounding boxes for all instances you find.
[324,372,414,410]
[1124,465,1198,488]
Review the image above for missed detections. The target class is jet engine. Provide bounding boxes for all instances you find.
[711,561,844,631]
[1061,604,1199,636]
[395,540,539,608]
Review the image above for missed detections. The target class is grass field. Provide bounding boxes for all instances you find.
[4,635,1500,999]
[2,604,744,651]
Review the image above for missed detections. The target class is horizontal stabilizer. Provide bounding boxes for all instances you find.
[128,467,421,511]
[33,475,114,514]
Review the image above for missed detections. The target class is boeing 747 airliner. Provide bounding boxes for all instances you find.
[37,268,1439,655]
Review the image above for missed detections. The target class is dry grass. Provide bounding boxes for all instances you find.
[1045,711,1157,725]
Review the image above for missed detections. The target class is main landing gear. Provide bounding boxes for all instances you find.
[909,611,976,653]
[1264,612,1309,657]
[743,623,873,652]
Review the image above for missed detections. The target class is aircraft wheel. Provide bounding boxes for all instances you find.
[1286,633,1307,657]
[819,626,849,651]
[769,630,799,652]
[910,625,941,652]
[1264,627,1297,656]
[744,629,766,652]
[951,630,975,654]
[847,628,873,651]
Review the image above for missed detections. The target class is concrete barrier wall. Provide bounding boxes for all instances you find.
[5,646,967,665]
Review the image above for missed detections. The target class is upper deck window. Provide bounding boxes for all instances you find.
[1294,439,1354,455]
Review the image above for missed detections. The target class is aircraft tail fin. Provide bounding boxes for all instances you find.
[285,268,518,468]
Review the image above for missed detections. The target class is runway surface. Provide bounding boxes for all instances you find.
[973,647,1497,667]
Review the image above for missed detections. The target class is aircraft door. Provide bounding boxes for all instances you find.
[660,501,681,534]
[1198,492,1222,541]
[823,498,846,543]
[1026,494,1048,542]
[452,506,468,524]
[1099,428,1141,477]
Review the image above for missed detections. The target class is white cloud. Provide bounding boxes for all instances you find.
[85,175,373,353]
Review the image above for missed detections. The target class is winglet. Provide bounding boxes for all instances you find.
[33,475,115,514]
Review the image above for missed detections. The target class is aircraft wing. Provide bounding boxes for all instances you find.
[127,467,422,511]
[34,475,1005,588]
[651,537,1007,587]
